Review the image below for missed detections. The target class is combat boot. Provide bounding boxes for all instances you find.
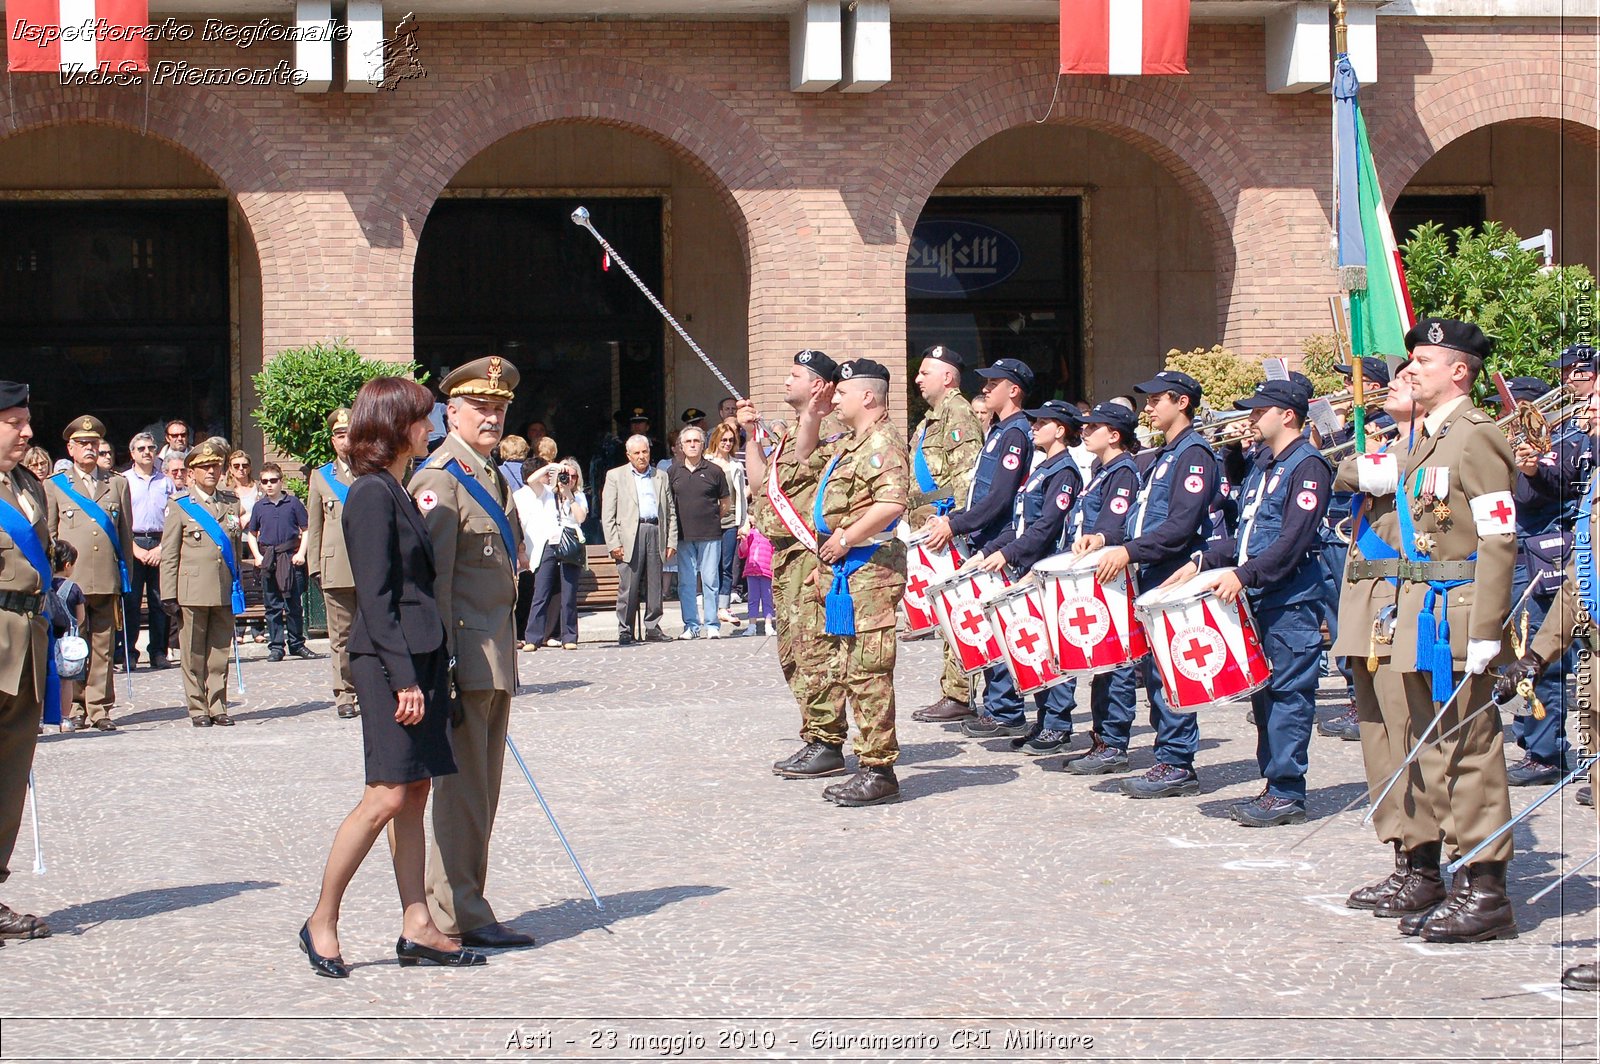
[1399,864,1467,936]
[1063,740,1129,775]
[825,765,900,807]
[1346,842,1407,910]
[1562,962,1598,992]
[776,741,848,779]
[913,697,973,723]
[1419,861,1518,943]
[772,745,808,775]
[1120,762,1200,799]
[1376,842,1448,919]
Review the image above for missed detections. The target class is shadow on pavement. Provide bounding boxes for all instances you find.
[47,880,279,936]
[902,762,1020,799]
[502,884,729,947]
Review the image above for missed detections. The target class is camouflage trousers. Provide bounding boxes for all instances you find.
[773,543,835,726]
[940,640,974,703]
[807,626,900,766]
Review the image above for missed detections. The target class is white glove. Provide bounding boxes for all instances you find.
[1465,639,1501,676]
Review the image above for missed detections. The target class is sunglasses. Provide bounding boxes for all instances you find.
[133,445,154,452]
[259,477,281,484]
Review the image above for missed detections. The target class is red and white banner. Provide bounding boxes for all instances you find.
[1060,0,1190,77]
[7,0,150,74]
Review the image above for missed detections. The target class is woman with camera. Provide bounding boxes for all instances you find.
[513,449,589,651]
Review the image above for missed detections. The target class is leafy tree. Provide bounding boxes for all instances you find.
[252,340,422,470]
[1165,345,1264,414]
[1298,334,1347,396]
[1400,220,1597,385]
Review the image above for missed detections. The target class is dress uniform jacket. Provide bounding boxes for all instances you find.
[305,458,355,590]
[45,467,133,597]
[408,434,520,693]
[0,468,49,700]
[908,391,983,526]
[159,489,243,607]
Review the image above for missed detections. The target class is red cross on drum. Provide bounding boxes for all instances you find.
[1032,546,1151,676]
[1133,567,1271,712]
[901,529,964,637]
[928,568,1010,675]
[981,582,1066,696]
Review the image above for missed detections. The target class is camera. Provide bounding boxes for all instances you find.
[558,471,572,485]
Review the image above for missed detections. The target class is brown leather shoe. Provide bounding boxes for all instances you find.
[1399,866,1465,936]
[92,718,116,731]
[1562,962,1599,992]
[912,697,974,723]
[1376,842,1448,918]
[1419,861,1518,943]
[825,766,900,806]
[211,714,235,727]
[0,904,51,939]
[1347,843,1407,910]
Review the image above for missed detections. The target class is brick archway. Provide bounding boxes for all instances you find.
[373,55,815,400]
[858,68,1273,347]
[1378,60,1600,201]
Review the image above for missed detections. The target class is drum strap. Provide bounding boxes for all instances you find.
[813,453,894,637]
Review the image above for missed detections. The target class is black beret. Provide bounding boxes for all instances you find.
[793,349,839,383]
[920,345,965,370]
[0,381,28,411]
[837,358,891,383]
[1405,317,1493,362]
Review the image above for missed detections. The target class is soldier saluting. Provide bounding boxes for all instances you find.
[410,357,534,951]
[46,414,133,731]
[306,408,359,720]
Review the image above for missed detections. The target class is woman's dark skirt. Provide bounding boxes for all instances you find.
[351,648,458,785]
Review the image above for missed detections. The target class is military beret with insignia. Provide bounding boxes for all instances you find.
[794,349,840,383]
[920,345,965,370]
[0,381,28,411]
[1405,317,1493,361]
[837,358,891,383]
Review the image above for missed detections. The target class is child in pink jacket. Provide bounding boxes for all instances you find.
[738,527,774,636]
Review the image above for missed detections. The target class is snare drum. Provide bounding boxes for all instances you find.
[1034,548,1150,675]
[1133,568,1271,711]
[929,569,1011,675]
[902,530,964,637]
[980,579,1067,696]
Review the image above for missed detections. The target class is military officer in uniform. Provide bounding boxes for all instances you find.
[1163,380,1332,825]
[1371,318,1519,943]
[918,358,1036,731]
[159,441,244,727]
[739,351,848,780]
[906,346,984,720]
[0,381,55,943]
[1328,376,1448,916]
[46,414,133,731]
[306,408,359,720]
[412,357,534,951]
[1087,369,1219,798]
[793,358,909,806]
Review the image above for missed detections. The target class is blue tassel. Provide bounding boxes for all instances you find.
[1432,618,1455,703]
[824,569,857,637]
[1414,607,1436,675]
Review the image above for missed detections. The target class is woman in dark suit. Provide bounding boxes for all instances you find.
[299,376,486,977]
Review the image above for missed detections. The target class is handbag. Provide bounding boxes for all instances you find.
[555,524,586,568]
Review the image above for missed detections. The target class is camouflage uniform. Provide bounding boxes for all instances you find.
[807,416,910,766]
[908,390,984,704]
[752,415,846,724]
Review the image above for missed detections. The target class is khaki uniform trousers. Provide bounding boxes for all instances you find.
[0,660,40,883]
[426,687,511,936]
[1354,662,1441,850]
[179,605,233,720]
[77,592,118,722]
[939,641,973,704]
[321,586,357,709]
[1400,671,1513,864]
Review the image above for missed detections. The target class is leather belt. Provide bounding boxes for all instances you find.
[1346,558,1476,583]
[134,533,162,544]
[0,590,45,616]
[638,517,658,524]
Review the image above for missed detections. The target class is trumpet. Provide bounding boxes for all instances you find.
[1320,419,1403,459]
[1197,385,1391,448]
[1497,384,1571,453]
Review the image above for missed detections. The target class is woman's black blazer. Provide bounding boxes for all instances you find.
[342,469,445,690]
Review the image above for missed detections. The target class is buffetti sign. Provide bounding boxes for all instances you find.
[907,219,1022,297]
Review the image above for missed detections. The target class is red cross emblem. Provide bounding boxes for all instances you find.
[1068,607,1097,636]
[906,571,930,600]
[1489,499,1514,524]
[1181,639,1213,670]
[957,607,987,641]
[1014,626,1041,656]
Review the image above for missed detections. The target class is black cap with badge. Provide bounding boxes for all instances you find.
[794,349,840,383]
[976,358,1035,393]
[1483,376,1552,406]
[1335,356,1392,387]
[1082,401,1139,441]
[1133,369,1203,405]
[1022,399,1082,425]
[837,358,891,383]
[920,345,965,370]
[0,381,28,411]
[1404,317,1494,362]
[1553,343,1598,371]
[1234,379,1310,418]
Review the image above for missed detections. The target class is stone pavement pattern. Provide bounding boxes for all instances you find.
[0,631,1596,1061]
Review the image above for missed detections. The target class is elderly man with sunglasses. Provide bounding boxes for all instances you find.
[123,432,175,669]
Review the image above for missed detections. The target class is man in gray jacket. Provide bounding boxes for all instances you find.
[602,435,678,644]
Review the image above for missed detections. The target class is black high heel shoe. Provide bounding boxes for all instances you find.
[395,937,487,968]
[299,922,350,979]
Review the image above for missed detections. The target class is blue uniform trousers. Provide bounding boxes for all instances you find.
[1318,532,1355,694]
[1509,561,1573,767]
[1089,665,1139,751]
[1136,655,1200,769]
[982,661,1076,731]
[1251,600,1324,801]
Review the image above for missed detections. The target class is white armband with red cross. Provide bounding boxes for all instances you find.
[1470,491,1517,536]
[1356,453,1398,495]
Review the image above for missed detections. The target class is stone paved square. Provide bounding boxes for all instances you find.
[0,629,1596,1061]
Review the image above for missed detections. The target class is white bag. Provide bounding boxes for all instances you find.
[54,625,88,681]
